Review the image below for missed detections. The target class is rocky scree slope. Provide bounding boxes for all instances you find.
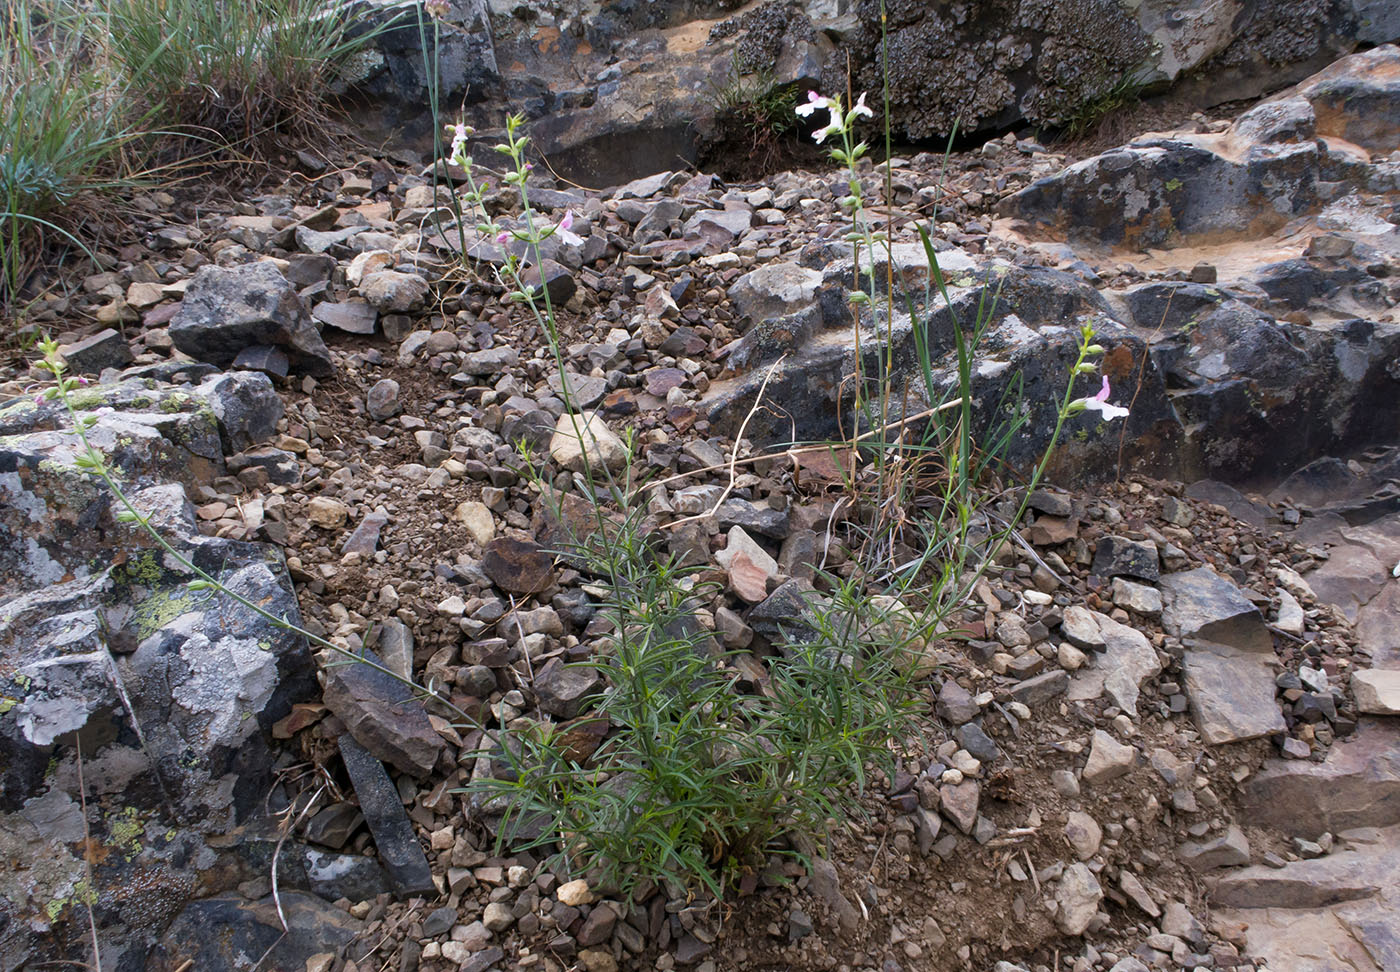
[3,40,1400,972]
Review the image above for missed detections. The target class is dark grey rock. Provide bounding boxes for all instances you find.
[747,579,822,645]
[231,344,290,378]
[313,300,379,335]
[1160,566,1272,653]
[715,498,790,540]
[196,371,284,453]
[955,723,1001,762]
[152,891,361,972]
[533,657,602,720]
[170,262,333,376]
[60,328,133,374]
[304,802,363,849]
[367,378,402,421]
[1092,535,1160,582]
[936,680,979,724]
[322,648,445,778]
[338,735,437,898]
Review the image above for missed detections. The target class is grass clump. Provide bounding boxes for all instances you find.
[479,488,926,898]
[102,0,381,141]
[0,0,146,309]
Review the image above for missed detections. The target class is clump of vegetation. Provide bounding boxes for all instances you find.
[102,0,381,141]
[0,0,146,311]
[1,0,393,322]
[1054,72,1149,140]
[703,54,802,177]
[440,103,1129,898]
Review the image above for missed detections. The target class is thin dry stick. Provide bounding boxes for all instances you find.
[75,740,102,972]
[665,354,786,532]
[1115,285,1176,478]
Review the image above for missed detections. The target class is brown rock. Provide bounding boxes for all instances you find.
[482,537,556,594]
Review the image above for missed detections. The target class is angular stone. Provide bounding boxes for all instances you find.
[342,512,389,555]
[521,259,576,306]
[358,270,428,313]
[367,378,401,421]
[1118,871,1160,917]
[940,781,980,834]
[726,262,821,324]
[195,370,284,453]
[1092,535,1160,582]
[1211,844,1396,909]
[1054,863,1103,936]
[534,657,602,719]
[322,649,444,777]
[1067,611,1162,717]
[1083,730,1136,784]
[1160,567,1272,653]
[60,328,133,374]
[1179,824,1251,870]
[715,498,789,540]
[171,262,332,376]
[231,344,289,378]
[1182,646,1286,745]
[154,891,361,972]
[312,301,378,335]
[1065,810,1102,860]
[1060,606,1107,652]
[936,679,979,725]
[482,537,556,595]
[1111,577,1162,615]
[1006,669,1069,706]
[955,723,1000,762]
[462,346,520,377]
[455,500,496,546]
[747,579,822,645]
[550,411,627,472]
[338,736,437,897]
[715,526,778,604]
[1240,725,1400,838]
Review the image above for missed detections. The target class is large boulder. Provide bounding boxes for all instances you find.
[348,1,1395,185]
[0,368,314,969]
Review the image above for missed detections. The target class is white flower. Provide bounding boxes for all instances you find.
[1078,375,1129,421]
[849,92,873,120]
[554,210,584,247]
[795,89,835,118]
[446,122,472,163]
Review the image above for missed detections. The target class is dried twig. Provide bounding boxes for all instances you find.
[75,740,102,972]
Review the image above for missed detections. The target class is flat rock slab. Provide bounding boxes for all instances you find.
[482,537,556,594]
[339,735,437,898]
[313,301,379,335]
[153,891,361,972]
[1211,842,1398,909]
[1354,669,1400,715]
[1179,823,1251,870]
[1215,825,1400,972]
[1182,644,1285,745]
[1160,567,1272,653]
[1240,721,1400,837]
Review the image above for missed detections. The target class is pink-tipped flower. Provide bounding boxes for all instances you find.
[795,90,835,118]
[554,210,584,247]
[1079,375,1130,421]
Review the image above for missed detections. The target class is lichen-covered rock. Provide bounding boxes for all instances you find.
[0,367,312,969]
